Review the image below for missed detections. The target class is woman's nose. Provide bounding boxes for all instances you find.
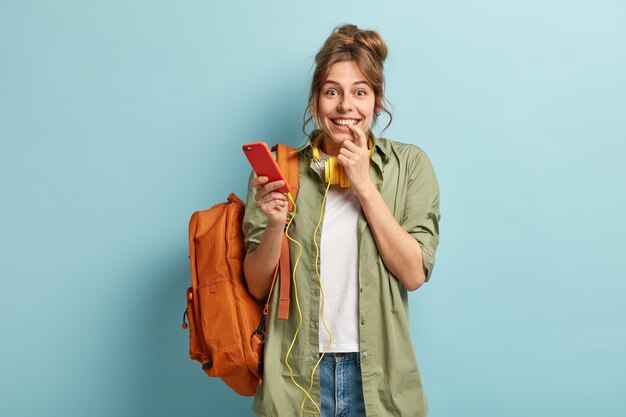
[338,95,353,112]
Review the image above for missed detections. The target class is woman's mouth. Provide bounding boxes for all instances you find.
[331,118,360,131]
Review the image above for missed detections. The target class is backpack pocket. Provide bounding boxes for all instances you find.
[197,278,260,395]
[198,278,242,349]
[184,287,208,364]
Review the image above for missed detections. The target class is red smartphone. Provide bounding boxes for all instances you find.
[242,142,291,194]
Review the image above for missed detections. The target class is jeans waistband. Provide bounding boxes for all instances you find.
[319,352,360,362]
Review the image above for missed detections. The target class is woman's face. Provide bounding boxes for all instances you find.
[316,60,376,155]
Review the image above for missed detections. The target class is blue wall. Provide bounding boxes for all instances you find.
[1,1,625,416]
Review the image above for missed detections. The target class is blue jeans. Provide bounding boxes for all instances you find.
[319,353,366,417]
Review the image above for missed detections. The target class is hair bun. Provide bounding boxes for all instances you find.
[334,24,388,64]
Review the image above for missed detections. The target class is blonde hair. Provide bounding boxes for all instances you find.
[303,24,392,136]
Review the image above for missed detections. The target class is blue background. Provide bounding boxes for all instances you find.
[1,1,625,416]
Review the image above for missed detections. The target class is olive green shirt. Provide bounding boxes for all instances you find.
[242,132,441,417]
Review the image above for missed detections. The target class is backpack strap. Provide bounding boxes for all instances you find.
[259,232,291,322]
[272,144,300,320]
[274,144,300,213]
[276,234,291,320]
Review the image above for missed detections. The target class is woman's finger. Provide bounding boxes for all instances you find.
[252,176,269,188]
[261,180,285,193]
[255,180,286,199]
[257,191,288,204]
[347,124,367,149]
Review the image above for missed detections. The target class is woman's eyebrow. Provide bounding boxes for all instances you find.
[322,80,370,87]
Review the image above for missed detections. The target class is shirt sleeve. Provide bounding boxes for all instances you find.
[241,170,268,254]
[401,147,441,281]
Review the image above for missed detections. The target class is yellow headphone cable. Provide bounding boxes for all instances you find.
[283,183,333,415]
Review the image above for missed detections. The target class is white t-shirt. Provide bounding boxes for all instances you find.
[315,159,361,353]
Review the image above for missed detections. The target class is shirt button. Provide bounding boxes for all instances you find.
[359,287,363,293]
[362,352,368,358]
[361,319,365,325]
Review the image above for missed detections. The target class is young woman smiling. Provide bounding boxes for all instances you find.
[242,24,441,417]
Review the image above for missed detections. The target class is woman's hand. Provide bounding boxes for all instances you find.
[244,176,288,300]
[252,176,289,228]
[338,124,374,195]
[338,125,428,290]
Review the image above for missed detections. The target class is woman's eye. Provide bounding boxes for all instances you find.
[326,90,338,96]
[356,90,367,96]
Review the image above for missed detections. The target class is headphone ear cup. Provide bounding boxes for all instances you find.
[339,162,347,187]
[324,157,350,188]
[324,158,334,185]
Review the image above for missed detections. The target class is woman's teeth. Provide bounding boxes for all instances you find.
[334,119,358,125]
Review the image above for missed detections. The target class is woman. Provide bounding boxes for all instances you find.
[243,24,440,417]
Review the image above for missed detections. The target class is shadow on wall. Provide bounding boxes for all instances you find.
[127,247,255,417]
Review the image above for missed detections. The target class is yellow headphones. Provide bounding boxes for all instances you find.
[312,134,374,188]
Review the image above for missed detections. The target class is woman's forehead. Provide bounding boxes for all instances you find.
[322,61,371,87]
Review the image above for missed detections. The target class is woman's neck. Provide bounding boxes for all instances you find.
[318,133,341,156]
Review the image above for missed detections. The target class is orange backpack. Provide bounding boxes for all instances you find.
[182,144,299,396]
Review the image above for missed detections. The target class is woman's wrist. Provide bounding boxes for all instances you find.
[265,222,285,235]
[354,180,378,203]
